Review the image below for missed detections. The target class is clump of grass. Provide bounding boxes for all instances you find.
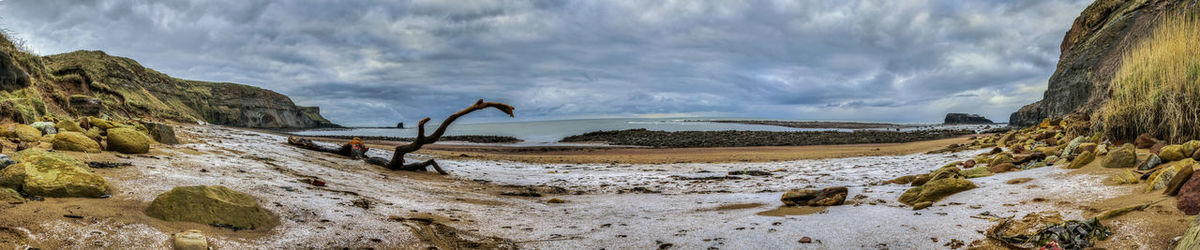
[1099,13,1200,143]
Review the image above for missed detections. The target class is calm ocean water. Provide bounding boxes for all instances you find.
[292,118,857,145]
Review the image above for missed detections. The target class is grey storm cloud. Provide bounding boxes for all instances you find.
[0,0,1090,126]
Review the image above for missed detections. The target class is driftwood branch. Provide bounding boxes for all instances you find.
[288,99,514,175]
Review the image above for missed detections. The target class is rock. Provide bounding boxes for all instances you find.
[1165,165,1194,196]
[1135,133,1157,149]
[144,185,276,230]
[87,117,117,130]
[1161,145,1188,161]
[172,230,209,250]
[962,160,976,168]
[912,201,933,210]
[52,132,101,153]
[1006,178,1033,184]
[30,121,55,135]
[943,113,993,124]
[547,198,566,204]
[1138,154,1162,171]
[1178,171,1200,215]
[798,237,813,244]
[68,95,102,116]
[0,149,110,197]
[0,154,13,169]
[1111,170,1140,184]
[1152,142,1167,154]
[144,122,180,145]
[1066,151,1095,169]
[1102,144,1137,168]
[989,153,1014,166]
[988,163,1017,173]
[1061,136,1086,158]
[55,120,84,133]
[1187,140,1200,155]
[106,127,150,154]
[910,174,931,186]
[960,167,993,178]
[1147,159,1196,193]
[8,124,41,142]
[1078,143,1097,154]
[0,187,23,204]
[781,186,848,206]
[898,178,976,206]
[85,126,104,141]
[885,175,916,185]
[1177,215,1200,250]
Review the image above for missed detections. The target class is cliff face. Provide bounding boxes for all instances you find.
[0,35,338,128]
[1010,0,1199,126]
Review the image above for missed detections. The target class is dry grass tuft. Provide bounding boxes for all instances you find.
[1098,13,1200,143]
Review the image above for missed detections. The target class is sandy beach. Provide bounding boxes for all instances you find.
[1,124,1181,248]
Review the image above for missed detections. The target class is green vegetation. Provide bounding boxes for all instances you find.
[1099,13,1200,143]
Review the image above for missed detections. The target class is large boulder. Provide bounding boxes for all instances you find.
[1147,159,1196,193]
[1061,136,1086,158]
[1138,154,1163,171]
[144,186,276,230]
[1066,151,1095,169]
[106,127,150,154]
[1165,165,1195,196]
[0,150,109,197]
[52,132,101,153]
[898,178,976,206]
[1177,215,1200,250]
[55,120,84,133]
[1102,144,1137,168]
[1135,133,1157,149]
[30,121,55,135]
[1178,170,1200,215]
[87,117,117,130]
[143,122,179,145]
[781,186,848,206]
[7,124,41,142]
[1160,145,1189,162]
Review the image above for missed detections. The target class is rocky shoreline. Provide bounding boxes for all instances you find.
[559,128,974,148]
[702,120,911,129]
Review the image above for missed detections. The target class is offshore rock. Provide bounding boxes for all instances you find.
[943,113,993,124]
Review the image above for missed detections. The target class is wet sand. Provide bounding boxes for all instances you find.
[0,125,1186,248]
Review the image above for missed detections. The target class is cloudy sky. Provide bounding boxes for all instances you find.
[0,0,1089,126]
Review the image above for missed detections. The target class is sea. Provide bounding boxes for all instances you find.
[290,118,1002,146]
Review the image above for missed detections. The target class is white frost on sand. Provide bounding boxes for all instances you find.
[23,126,1120,249]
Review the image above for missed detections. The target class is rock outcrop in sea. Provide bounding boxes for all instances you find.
[943,113,993,124]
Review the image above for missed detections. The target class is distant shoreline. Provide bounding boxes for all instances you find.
[697,120,915,129]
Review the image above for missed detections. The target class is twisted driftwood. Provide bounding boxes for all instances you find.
[289,99,514,174]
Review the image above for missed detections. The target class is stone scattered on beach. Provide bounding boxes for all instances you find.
[1111,170,1140,185]
[87,117,118,130]
[1178,214,1200,250]
[1135,133,1157,149]
[171,230,209,250]
[145,185,276,230]
[1147,159,1195,193]
[106,127,151,154]
[989,153,1014,166]
[55,120,84,133]
[988,163,1017,173]
[781,186,847,206]
[1061,136,1086,158]
[960,167,993,178]
[1138,154,1163,171]
[30,121,55,135]
[1006,178,1033,185]
[0,187,23,204]
[1165,165,1194,196]
[885,175,916,185]
[912,201,933,210]
[1102,144,1136,168]
[1066,151,1095,169]
[1179,171,1200,215]
[52,131,101,153]
[1161,145,1188,162]
[144,122,180,145]
[898,178,976,207]
[6,124,41,142]
[0,149,110,198]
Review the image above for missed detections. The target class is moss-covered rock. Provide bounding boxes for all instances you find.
[87,117,117,130]
[1066,151,1095,169]
[84,126,103,141]
[8,124,41,142]
[30,121,55,135]
[960,167,994,178]
[145,185,276,229]
[52,132,100,153]
[898,178,976,206]
[0,187,23,204]
[55,120,84,133]
[1162,145,1189,162]
[106,127,149,154]
[0,149,109,197]
[1102,143,1137,168]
